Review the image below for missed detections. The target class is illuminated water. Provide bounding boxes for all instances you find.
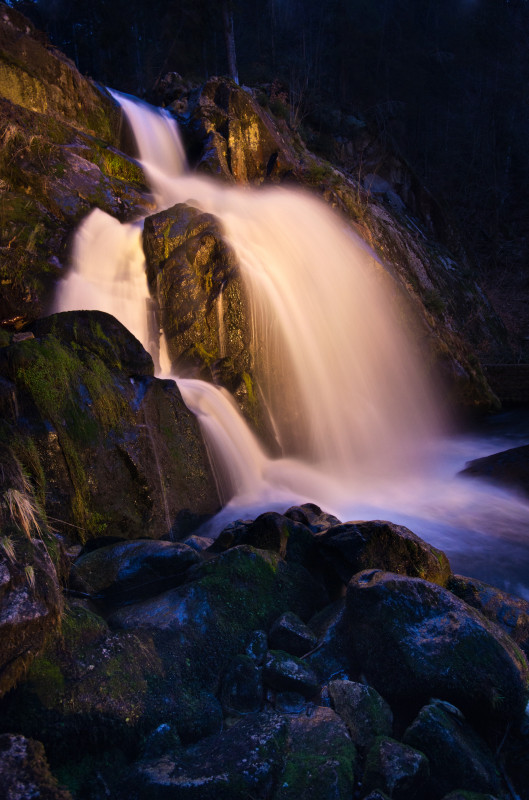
[55,91,529,598]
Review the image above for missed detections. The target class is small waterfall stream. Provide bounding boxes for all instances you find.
[55,90,529,598]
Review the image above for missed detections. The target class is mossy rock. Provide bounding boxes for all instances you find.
[275,706,356,800]
[0,602,172,765]
[0,310,218,543]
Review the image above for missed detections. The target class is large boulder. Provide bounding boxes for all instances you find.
[345,570,529,725]
[0,311,219,543]
[315,519,451,586]
[142,202,276,447]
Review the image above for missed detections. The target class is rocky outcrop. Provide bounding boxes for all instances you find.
[0,3,151,329]
[0,733,72,800]
[0,310,219,544]
[460,444,529,498]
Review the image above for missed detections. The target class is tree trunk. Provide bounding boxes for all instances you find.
[222,1,239,84]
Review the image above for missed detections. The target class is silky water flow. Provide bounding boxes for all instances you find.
[54,91,529,598]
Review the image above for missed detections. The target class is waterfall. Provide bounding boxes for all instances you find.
[54,90,529,597]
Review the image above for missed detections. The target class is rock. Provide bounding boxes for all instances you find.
[70,539,201,605]
[460,444,529,498]
[141,724,181,761]
[0,733,72,800]
[0,444,62,698]
[362,737,429,800]
[0,311,219,542]
[263,650,320,698]
[305,600,350,682]
[185,77,300,184]
[32,310,154,377]
[328,679,393,750]
[274,706,356,800]
[269,611,318,656]
[244,629,268,664]
[284,503,341,532]
[0,14,152,329]
[273,691,307,714]
[142,202,277,447]
[316,519,451,586]
[361,792,391,800]
[345,570,529,725]
[129,712,288,800]
[448,573,529,657]
[0,602,171,763]
[220,654,264,715]
[403,701,502,798]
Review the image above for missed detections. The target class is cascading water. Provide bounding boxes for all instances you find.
[55,90,529,598]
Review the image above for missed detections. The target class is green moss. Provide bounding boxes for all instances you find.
[193,341,217,367]
[242,371,256,405]
[97,148,145,186]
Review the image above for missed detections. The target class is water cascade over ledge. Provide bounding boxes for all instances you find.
[55,90,529,598]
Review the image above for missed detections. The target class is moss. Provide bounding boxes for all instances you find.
[97,148,145,186]
[242,371,256,405]
[193,340,217,367]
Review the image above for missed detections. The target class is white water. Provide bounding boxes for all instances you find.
[55,90,529,598]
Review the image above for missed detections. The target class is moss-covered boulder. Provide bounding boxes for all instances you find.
[273,706,356,800]
[345,570,529,726]
[0,443,62,698]
[328,679,393,751]
[0,310,219,543]
[0,601,177,768]
[316,519,451,586]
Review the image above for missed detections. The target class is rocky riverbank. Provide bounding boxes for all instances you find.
[1,504,528,799]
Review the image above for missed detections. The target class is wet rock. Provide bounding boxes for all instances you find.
[269,611,318,656]
[448,574,529,657]
[362,737,429,800]
[0,311,219,543]
[460,444,529,498]
[263,650,320,698]
[403,700,502,798]
[141,724,181,761]
[284,502,341,532]
[220,654,264,715]
[345,570,529,725]
[130,712,288,800]
[328,679,393,750]
[0,733,72,800]
[185,77,300,184]
[70,539,201,605]
[317,519,451,586]
[274,706,356,799]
